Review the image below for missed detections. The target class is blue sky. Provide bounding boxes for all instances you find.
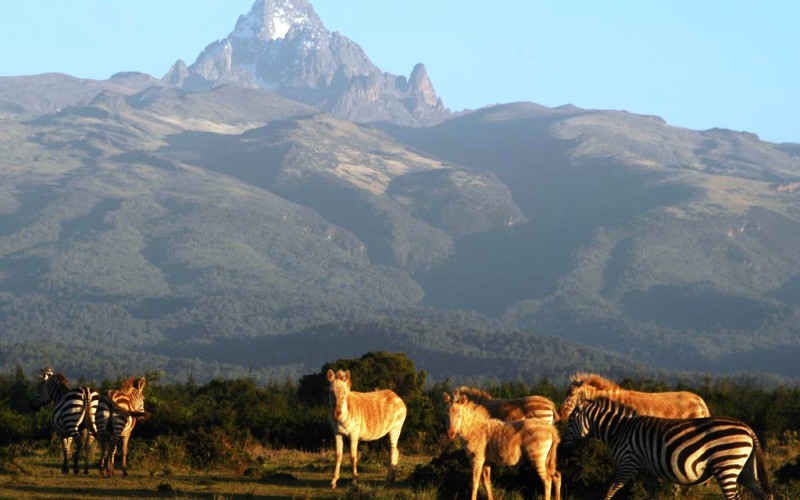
[1,1,796,143]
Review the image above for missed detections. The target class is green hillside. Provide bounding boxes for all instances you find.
[2,82,800,381]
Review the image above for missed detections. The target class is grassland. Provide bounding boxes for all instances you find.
[0,445,435,500]
[2,440,798,499]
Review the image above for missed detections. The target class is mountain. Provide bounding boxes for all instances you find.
[166,0,448,126]
[380,103,800,374]
[1,1,800,384]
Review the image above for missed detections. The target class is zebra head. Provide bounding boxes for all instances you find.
[40,367,54,381]
[561,393,592,448]
[130,376,146,413]
[443,390,468,440]
[31,368,63,410]
[327,369,351,421]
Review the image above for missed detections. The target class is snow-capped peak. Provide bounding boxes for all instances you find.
[232,0,319,41]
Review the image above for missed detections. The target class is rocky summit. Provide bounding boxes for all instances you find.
[165,0,448,126]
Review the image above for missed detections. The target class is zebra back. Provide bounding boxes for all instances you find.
[32,369,95,438]
[96,376,148,442]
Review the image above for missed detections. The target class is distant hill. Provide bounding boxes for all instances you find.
[1,0,799,383]
[380,103,800,374]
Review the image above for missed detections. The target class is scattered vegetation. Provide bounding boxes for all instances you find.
[2,353,800,498]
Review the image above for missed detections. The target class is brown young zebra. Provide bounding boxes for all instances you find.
[455,386,559,424]
[559,372,710,421]
[562,396,773,499]
[326,369,407,489]
[444,391,561,500]
[30,367,99,474]
[96,376,149,477]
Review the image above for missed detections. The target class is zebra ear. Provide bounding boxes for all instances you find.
[136,377,146,391]
[456,393,468,404]
[326,369,335,381]
[343,370,351,382]
[443,392,451,404]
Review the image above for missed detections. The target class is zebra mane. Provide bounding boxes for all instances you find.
[53,372,69,387]
[586,395,638,417]
[456,386,493,401]
[573,372,620,390]
[454,395,492,420]
[119,377,137,392]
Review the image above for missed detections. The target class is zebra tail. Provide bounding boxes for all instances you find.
[82,388,98,437]
[752,434,774,497]
[546,428,559,474]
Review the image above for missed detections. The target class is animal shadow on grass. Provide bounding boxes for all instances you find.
[3,485,156,498]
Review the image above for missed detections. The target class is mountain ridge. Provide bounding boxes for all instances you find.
[166,0,448,126]
[1,0,800,383]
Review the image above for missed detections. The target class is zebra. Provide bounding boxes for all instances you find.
[30,367,99,474]
[562,395,773,500]
[96,376,148,477]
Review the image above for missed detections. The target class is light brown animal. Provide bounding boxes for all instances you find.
[559,372,710,421]
[444,391,561,500]
[456,386,559,424]
[96,377,149,477]
[326,369,407,489]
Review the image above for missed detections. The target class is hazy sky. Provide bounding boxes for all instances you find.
[1,1,796,143]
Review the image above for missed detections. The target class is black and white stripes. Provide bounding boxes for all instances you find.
[563,396,773,499]
[30,368,99,475]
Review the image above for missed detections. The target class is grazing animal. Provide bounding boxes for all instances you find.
[455,386,559,424]
[559,372,710,421]
[30,367,99,474]
[96,376,149,477]
[326,369,407,489]
[444,391,561,500]
[562,395,773,500]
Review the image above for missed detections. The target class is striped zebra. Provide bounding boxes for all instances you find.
[30,367,99,474]
[559,372,710,421]
[444,391,561,500]
[455,386,559,424]
[96,376,149,477]
[563,396,773,499]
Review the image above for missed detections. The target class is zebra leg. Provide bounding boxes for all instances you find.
[525,445,554,500]
[82,431,93,474]
[331,433,343,489]
[349,432,360,485]
[481,464,494,500]
[531,454,552,500]
[72,433,83,475]
[552,469,562,500]
[643,476,660,500]
[737,447,774,500]
[603,467,636,499]
[469,456,484,500]
[386,426,401,483]
[98,439,108,478]
[120,434,131,476]
[108,437,119,477]
[61,437,72,474]
[712,466,744,500]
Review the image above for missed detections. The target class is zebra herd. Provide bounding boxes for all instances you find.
[30,367,148,477]
[30,367,774,499]
[329,370,774,500]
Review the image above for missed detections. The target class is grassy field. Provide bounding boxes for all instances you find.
[2,441,798,499]
[0,445,437,500]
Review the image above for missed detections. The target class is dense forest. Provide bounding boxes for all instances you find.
[2,351,800,498]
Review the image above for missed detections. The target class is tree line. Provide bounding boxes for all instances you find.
[2,351,800,496]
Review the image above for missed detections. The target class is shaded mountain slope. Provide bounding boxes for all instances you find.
[381,102,800,371]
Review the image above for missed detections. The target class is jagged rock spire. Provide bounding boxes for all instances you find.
[164,0,449,126]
